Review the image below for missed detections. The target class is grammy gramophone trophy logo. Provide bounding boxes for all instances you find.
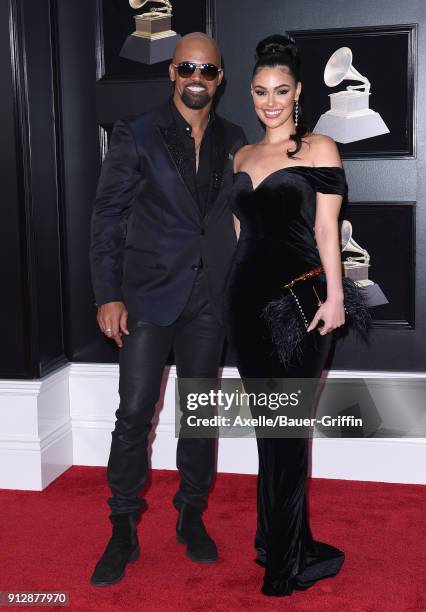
[120,0,181,65]
[314,47,390,143]
[339,220,388,307]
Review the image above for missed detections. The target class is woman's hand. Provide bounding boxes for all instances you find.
[307,298,345,335]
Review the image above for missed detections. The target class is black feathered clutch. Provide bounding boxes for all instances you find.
[261,265,371,368]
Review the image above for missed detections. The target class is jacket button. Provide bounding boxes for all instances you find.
[191,264,199,271]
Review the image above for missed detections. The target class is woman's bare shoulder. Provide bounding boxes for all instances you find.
[233,144,257,172]
[304,132,342,167]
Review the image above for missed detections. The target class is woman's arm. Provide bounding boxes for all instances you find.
[315,193,344,303]
[307,136,345,334]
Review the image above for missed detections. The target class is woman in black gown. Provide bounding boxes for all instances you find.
[225,35,346,596]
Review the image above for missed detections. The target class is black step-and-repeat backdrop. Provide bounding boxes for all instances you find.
[2,0,424,377]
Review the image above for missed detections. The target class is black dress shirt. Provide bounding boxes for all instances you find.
[170,99,214,216]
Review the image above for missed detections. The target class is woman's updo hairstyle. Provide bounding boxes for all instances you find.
[253,34,308,158]
[253,34,300,75]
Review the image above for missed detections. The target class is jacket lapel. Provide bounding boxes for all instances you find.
[154,102,230,220]
[156,104,200,213]
[206,117,227,212]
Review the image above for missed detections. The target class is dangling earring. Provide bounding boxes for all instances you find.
[294,99,299,128]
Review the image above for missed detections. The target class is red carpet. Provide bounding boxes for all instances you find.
[0,468,425,611]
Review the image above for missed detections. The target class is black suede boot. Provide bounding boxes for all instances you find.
[90,513,140,586]
[176,504,218,563]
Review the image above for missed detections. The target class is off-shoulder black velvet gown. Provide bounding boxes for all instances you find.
[224,166,347,596]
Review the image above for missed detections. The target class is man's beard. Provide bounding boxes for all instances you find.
[181,83,211,109]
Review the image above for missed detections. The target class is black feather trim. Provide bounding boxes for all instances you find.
[341,277,372,339]
[261,276,372,368]
[261,292,306,368]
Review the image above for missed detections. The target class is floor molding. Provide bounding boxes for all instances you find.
[0,363,424,489]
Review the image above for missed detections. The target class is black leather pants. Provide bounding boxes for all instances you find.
[106,269,225,516]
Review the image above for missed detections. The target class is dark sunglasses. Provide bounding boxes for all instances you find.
[172,61,221,81]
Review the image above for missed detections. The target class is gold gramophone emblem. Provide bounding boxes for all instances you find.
[130,0,172,11]
[120,0,180,64]
[129,0,176,40]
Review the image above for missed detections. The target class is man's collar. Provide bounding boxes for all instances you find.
[169,98,192,134]
[169,98,216,135]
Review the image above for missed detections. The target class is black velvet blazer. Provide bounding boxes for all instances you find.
[90,101,247,325]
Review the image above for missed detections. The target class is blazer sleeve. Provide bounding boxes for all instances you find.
[90,119,141,306]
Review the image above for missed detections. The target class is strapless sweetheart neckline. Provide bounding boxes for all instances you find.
[234,165,344,192]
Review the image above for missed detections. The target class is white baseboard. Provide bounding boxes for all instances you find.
[0,366,73,490]
[1,363,425,489]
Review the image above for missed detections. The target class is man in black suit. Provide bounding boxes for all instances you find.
[89,32,246,586]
